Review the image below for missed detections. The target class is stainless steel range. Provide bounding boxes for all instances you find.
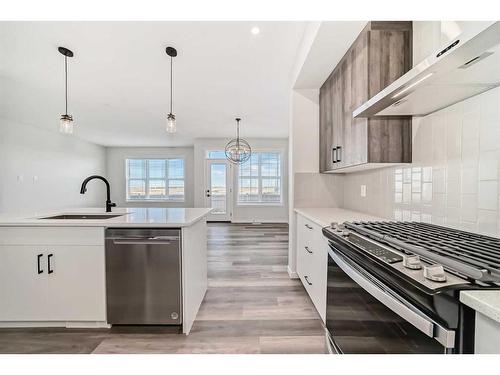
[323,221,500,354]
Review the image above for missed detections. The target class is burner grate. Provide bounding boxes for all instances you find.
[345,221,500,282]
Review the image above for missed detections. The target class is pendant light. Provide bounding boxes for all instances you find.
[225,118,252,164]
[165,46,177,134]
[58,47,74,134]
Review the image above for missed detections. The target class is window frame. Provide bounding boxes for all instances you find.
[236,150,283,206]
[125,157,186,202]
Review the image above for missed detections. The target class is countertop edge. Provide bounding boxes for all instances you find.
[294,207,385,227]
[460,291,500,324]
[0,208,212,228]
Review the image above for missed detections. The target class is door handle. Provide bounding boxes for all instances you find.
[305,246,313,254]
[304,276,313,285]
[47,253,54,274]
[332,147,337,164]
[305,224,313,230]
[37,254,43,274]
[336,146,342,163]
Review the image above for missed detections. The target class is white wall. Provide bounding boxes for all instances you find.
[0,118,106,214]
[194,138,289,223]
[105,147,194,208]
[287,89,344,276]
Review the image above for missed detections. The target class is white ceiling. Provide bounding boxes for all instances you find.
[293,21,367,89]
[0,21,306,147]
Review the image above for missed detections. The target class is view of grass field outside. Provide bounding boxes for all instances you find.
[126,158,185,201]
[238,152,281,204]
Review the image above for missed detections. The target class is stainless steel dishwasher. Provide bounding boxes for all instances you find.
[105,228,182,325]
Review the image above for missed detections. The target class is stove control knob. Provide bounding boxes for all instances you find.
[330,222,338,230]
[403,255,422,270]
[423,264,447,282]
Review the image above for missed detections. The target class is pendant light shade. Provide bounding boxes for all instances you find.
[165,46,177,134]
[225,118,251,164]
[58,47,74,134]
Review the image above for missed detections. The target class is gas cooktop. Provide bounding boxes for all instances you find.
[323,221,500,288]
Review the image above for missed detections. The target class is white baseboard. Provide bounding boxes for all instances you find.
[287,265,299,279]
[0,321,110,329]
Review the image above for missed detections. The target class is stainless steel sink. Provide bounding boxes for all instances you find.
[39,214,124,220]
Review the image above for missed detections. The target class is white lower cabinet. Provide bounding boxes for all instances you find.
[0,240,106,323]
[0,246,50,321]
[296,213,328,322]
[46,245,106,321]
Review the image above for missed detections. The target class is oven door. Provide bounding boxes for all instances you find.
[326,244,454,354]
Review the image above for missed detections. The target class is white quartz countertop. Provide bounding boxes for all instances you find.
[294,207,385,227]
[460,291,500,323]
[0,207,212,228]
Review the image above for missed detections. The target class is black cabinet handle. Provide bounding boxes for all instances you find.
[305,224,313,230]
[48,253,54,274]
[336,146,342,162]
[37,254,43,274]
[305,246,313,254]
[304,276,313,285]
[332,147,337,164]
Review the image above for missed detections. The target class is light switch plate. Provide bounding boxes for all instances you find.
[360,185,367,197]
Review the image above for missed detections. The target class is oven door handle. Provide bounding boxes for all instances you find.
[329,248,450,344]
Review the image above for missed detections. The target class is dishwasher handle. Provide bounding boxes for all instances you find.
[111,235,179,245]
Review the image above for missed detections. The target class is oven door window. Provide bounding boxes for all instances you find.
[326,249,445,354]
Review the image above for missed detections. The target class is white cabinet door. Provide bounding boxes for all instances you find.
[47,246,106,321]
[0,246,50,321]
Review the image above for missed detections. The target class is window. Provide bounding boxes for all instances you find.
[126,158,185,201]
[238,151,281,204]
[207,150,226,159]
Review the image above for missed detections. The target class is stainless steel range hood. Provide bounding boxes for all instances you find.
[353,22,500,118]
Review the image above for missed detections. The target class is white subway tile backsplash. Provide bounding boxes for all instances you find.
[461,194,478,222]
[478,181,498,210]
[461,165,478,194]
[446,160,461,207]
[478,209,498,236]
[446,107,462,160]
[479,89,500,152]
[461,112,480,162]
[478,151,499,181]
[433,167,446,194]
[342,86,500,238]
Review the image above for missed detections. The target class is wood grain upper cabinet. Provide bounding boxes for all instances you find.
[319,21,412,173]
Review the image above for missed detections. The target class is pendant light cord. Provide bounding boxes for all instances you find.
[170,56,173,114]
[64,55,68,115]
[236,119,240,148]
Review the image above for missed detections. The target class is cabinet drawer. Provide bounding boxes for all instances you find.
[296,214,328,322]
[0,227,104,246]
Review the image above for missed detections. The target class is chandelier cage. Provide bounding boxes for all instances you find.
[225,118,252,164]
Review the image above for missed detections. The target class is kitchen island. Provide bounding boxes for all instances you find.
[0,207,211,334]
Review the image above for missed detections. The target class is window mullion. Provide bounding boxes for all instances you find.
[145,160,150,200]
[258,153,262,202]
[165,158,169,200]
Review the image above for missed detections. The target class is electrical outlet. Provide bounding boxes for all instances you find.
[360,185,367,197]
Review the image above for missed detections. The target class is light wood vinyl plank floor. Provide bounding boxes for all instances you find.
[0,223,327,354]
